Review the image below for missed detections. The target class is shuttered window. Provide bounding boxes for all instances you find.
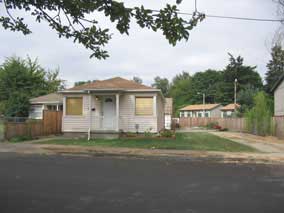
[66,97,83,115]
[135,97,153,116]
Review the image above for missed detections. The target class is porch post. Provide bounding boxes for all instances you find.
[88,92,92,140]
[116,93,119,132]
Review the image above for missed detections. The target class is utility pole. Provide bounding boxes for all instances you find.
[197,92,206,117]
[234,78,238,114]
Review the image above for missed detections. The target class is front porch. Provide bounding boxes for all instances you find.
[88,93,120,132]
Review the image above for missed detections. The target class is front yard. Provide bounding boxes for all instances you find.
[38,132,256,152]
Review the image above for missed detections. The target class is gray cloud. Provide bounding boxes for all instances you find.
[0,0,281,87]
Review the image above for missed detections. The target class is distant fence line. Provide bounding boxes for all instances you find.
[4,111,62,140]
[178,116,284,139]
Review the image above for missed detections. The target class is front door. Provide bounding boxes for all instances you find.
[102,96,116,130]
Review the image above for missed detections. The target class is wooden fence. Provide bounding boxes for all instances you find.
[179,116,284,139]
[179,117,245,132]
[4,110,62,140]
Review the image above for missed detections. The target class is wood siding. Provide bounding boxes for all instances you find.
[274,80,284,116]
[62,92,163,133]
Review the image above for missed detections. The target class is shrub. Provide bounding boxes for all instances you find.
[206,121,219,129]
[160,129,175,138]
[144,127,153,137]
[245,92,273,136]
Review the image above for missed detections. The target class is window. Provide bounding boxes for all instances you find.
[180,111,184,117]
[66,97,83,115]
[135,97,153,116]
[47,105,57,111]
[205,112,209,117]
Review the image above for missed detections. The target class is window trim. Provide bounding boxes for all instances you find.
[65,96,83,116]
[135,96,154,116]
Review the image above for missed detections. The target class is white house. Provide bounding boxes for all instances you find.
[29,93,63,119]
[59,77,165,138]
[221,103,240,118]
[179,104,222,118]
[272,74,284,116]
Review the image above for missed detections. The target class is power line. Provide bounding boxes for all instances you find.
[150,9,283,23]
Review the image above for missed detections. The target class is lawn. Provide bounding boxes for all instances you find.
[39,132,256,152]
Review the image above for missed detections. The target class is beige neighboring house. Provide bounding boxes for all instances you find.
[221,103,240,118]
[29,93,63,119]
[59,77,165,138]
[164,98,173,129]
[179,104,222,118]
[272,74,284,116]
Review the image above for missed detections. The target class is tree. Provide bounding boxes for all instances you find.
[245,92,273,136]
[74,80,96,86]
[1,0,205,59]
[169,72,192,114]
[237,85,259,113]
[265,45,284,94]
[152,76,170,97]
[133,76,142,84]
[186,69,223,104]
[216,54,263,105]
[0,56,64,117]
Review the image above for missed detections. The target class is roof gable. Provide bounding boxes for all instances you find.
[180,104,221,111]
[30,93,63,104]
[221,103,240,111]
[271,74,284,92]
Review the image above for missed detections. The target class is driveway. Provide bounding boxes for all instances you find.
[0,153,284,213]
[211,131,284,153]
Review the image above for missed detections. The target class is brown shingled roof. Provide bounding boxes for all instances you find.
[221,103,240,111]
[67,77,154,91]
[30,93,63,104]
[180,104,221,111]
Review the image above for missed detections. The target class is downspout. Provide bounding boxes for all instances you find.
[88,90,92,141]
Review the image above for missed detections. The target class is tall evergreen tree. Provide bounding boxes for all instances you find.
[265,45,284,94]
[152,77,170,97]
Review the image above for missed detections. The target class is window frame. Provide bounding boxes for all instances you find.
[135,96,154,116]
[65,96,83,116]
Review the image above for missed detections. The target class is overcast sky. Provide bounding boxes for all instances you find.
[0,0,281,87]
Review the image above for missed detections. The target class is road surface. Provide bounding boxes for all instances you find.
[0,153,284,213]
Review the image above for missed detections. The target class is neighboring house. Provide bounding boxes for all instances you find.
[164,98,173,129]
[272,74,284,116]
[179,104,222,118]
[221,103,240,118]
[59,77,165,138]
[29,93,63,119]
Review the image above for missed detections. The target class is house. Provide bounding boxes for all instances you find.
[164,98,173,129]
[29,93,63,119]
[59,77,165,138]
[221,103,240,118]
[179,104,222,118]
[272,74,284,116]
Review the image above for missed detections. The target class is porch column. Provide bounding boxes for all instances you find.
[88,92,92,140]
[116,94,119,132]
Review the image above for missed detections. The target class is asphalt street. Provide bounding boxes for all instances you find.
[0,153,284,213]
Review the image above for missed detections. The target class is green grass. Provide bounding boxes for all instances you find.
[38,132,256,153]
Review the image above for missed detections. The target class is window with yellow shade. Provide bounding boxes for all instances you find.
[66,97,83,115]
[135,97,153,116]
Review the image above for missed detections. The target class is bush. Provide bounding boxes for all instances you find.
[160,129,175,138]
[9,135,32,143]
[245,92,273,136]
[206,121,219,129]
[144,127,153,137]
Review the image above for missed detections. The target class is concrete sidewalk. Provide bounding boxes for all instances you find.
[211,131,284,153]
